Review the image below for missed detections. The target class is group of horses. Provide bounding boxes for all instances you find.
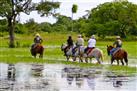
[61,44,128,66]
[30,43,128,66]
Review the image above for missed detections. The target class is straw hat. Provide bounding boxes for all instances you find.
[35,33,40,37]
[116,36,120,39]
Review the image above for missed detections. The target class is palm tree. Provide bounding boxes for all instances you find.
[71,4,78,31]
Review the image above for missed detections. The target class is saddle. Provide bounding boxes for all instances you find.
[87,47,95,55]
[113,48,121,56]
[32,43,41,49]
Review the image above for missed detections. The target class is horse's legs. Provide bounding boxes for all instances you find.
[124,57,128,66]
[67,56,71,61]
[120,59,124,65]
[73,56,76,61]
[90,58,92,63]
[39,54,43,58]
[79,56,83,63]
[96,57,101,64]
[85,57,88,63]
[117,60,119,65]
[111,56,114,65]
[66,56,69,61]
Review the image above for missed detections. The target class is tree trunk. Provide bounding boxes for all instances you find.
[8,18,15,48]
[71,13,73,31]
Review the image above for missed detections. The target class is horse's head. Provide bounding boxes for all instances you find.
[107,45,113,55]
[61,43,67,51]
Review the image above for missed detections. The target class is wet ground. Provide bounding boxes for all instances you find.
[0,63,136,91]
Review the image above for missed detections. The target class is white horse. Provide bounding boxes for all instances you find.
[74,47,103,64]
[73,46,85,62]
[61,43,75,61]
[84,48,103,64]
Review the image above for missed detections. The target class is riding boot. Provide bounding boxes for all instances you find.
[64,51,67,56]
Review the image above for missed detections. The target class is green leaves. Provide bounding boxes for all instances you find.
[36,1,60,17]
[72,4,78,13]
[87,1,137,38]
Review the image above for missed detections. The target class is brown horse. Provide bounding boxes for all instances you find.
[107,45,128,65]
[30,44,44,58]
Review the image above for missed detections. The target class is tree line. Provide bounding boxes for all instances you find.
[0,0,137,47]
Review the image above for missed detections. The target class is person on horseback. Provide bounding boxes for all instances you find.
[85,35,96,54]
[64,36,74,56]
[31,33,43,49]
[72,35,84,56]
[110,36,122,56]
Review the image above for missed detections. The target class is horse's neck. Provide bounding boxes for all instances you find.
[68,47,73,52]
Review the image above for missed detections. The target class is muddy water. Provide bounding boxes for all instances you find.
[0,63,136,91]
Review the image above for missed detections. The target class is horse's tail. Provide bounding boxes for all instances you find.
[124,51,128,65]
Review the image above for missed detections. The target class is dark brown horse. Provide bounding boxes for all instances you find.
[31,44,44,58]
[107,45,128,65]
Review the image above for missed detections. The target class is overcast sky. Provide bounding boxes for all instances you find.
[19,0,137,24]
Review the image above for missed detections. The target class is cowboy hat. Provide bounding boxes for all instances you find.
[91,35,95,39]
[116,36,121,39]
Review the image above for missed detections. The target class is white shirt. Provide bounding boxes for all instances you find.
[76,38,84,46]
[88,38,96,48]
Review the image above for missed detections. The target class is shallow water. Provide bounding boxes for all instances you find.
[0,63,136,91]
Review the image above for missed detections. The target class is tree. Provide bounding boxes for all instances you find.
[0,0,34,47]
[36,1,60,17]
[0,0,60,48]
[88,1,137,38]
[71,4,78,31]
[24,18,40,33]
[55,15,72,32]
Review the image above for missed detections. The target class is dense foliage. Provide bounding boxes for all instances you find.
[0,0,60,47]
[0,0,137,42]
[87,1,137,38]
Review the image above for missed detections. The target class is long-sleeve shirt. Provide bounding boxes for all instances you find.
[113,39,122,48]
[88,38,96,48]
[76,38,84,46]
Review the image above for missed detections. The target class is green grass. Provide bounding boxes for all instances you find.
[105,65,137,76]
[0,33,137,75]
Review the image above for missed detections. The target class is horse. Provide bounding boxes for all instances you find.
[84,48,103,64]
[61,43,75,61]
[30,44,44,58]
[74,47,103,64]
[107,45,128,65]
[72,46,85,62]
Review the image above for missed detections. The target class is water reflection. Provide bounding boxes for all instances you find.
[0,63,136,91]
[86,74,95,90]
[62,67,98,90]
[31,64,44,77]
[113,80,122,87]
[8,64,16,81]
[0,63,16,90]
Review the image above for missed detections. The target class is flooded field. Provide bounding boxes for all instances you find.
[0,63,136,91]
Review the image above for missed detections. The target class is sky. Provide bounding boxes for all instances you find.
[19,0,137,24]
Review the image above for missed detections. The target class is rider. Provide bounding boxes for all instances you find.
[64,36,74,56]
[31,33,43,49]
[110,36,122,56]
[85,35,96,54]
[72,35,84,55]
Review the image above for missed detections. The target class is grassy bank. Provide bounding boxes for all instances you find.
[0,33,136,61]
[0,33,136,75]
